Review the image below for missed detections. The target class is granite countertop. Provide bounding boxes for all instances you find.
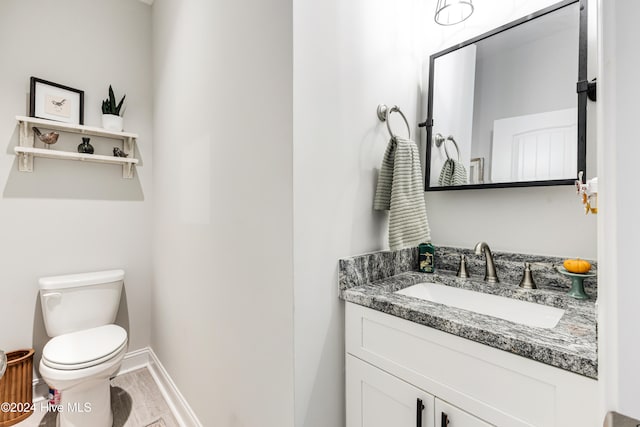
[339,247,597,379]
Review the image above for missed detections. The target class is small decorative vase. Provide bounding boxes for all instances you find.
[102,114,124,132]
[78,137,94,154]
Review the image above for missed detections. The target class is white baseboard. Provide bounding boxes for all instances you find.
[119,346,152,374]
[33,347,202,427]
[145,347,203,427]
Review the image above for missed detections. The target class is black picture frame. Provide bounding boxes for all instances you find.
[423,0,588,191]
[29,77,84,125]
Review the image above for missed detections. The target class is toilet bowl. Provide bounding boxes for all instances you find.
[38,270,128,427]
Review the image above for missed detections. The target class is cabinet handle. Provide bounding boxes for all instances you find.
[441,412,450,426]
[416,398,425,426]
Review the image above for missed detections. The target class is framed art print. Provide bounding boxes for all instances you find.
[29,77,84,125]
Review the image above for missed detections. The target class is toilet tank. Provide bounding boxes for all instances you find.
[39,270,125,337]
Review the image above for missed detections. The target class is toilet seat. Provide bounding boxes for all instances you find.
[42,325,127,371]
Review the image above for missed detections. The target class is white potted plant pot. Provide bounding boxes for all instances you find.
[102,114,124,132]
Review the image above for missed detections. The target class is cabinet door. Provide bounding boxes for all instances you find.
[347,355,435,427]
[435,398,493,427]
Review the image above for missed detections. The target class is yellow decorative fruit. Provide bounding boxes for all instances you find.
[563,258,591,274]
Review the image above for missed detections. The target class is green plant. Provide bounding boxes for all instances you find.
[101,85,126,116]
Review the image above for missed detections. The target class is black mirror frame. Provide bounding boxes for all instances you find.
[423,0,588,191]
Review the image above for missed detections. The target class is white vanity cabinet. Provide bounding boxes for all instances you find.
[347,354,492,427]
[347,355,435,427]
[435,399,492,427]
[345,302,598,427]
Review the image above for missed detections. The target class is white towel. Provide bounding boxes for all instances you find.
[374,137,431,250]
[437,158,468,186]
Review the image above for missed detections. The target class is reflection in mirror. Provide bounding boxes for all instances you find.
[425,0,585,190]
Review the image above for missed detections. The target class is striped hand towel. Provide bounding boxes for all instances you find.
[374,137,431,250]
[437,158,468,186]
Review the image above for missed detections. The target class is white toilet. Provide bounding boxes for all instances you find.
[39,270,128,427]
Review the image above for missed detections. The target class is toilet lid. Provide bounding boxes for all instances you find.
[43,325,127,370]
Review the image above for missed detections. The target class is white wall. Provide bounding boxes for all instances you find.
[151,1,294,426]
[0,0,152,375]
[423,0,598,259]
[293,0,426,426]
[598,0,640,420]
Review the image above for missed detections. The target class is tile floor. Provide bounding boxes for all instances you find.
[17,368,179,427]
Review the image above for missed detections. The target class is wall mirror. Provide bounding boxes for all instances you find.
[424,0,588,191]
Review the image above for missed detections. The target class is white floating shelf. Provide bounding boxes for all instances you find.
[15,116,139,178]
[16,116,138,139]
[14,147,138,179]
[14,147,138,164]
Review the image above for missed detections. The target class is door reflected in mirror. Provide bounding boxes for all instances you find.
[425,0,586,190]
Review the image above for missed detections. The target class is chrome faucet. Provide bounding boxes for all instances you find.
[474,242,499,283]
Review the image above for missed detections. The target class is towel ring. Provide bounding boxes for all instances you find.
[433,133,460,161]
[377,104,411,140]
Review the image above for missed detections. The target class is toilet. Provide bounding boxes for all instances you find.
[38,270,128,427]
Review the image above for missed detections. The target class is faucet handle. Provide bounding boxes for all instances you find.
[456,254,469,279]
[519,262,537,289]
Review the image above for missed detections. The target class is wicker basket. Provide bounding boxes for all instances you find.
[0,349,34,427]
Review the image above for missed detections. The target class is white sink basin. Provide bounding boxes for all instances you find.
[395,283,564,328]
